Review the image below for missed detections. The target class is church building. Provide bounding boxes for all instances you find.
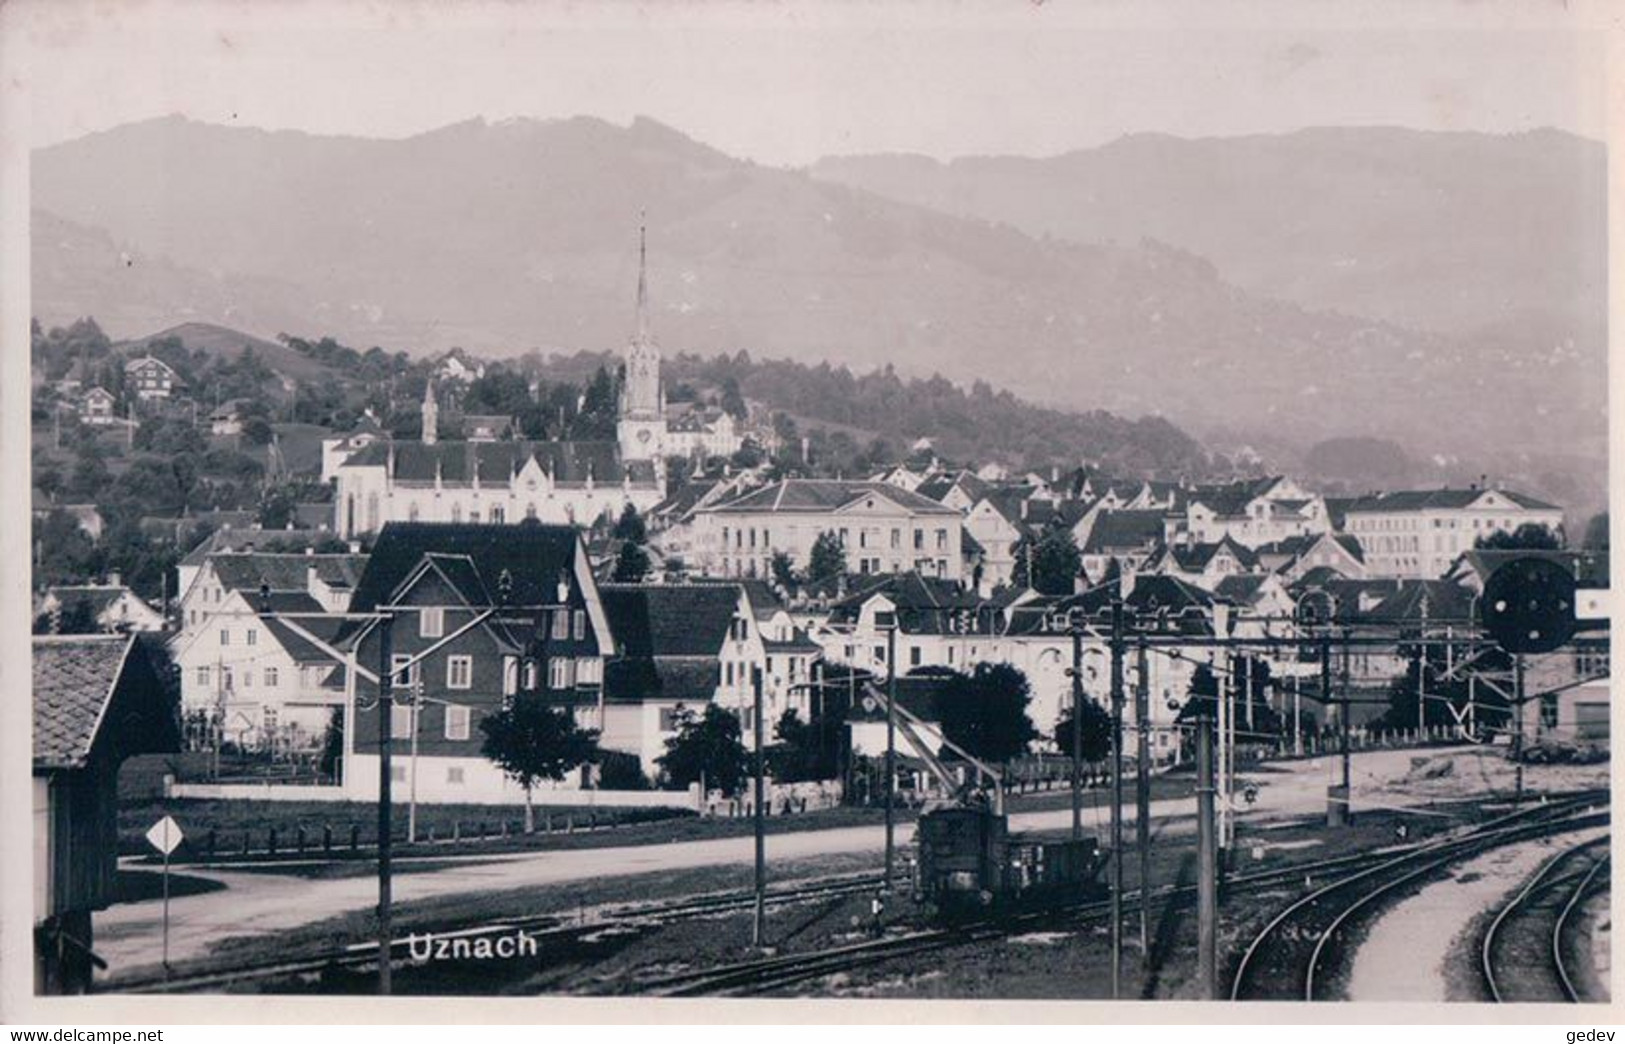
[615,225,743,463]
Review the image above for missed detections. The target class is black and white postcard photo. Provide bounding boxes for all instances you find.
[0,0,1618,1027]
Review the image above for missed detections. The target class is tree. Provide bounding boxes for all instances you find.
[612,541,652,582]
[769,551,799,590]
[807,530,846,582]
[241,417,275,446]
[935,663,1039,763]
[719,376,748,421]
[258,486,298,530]
[33,597,101,635]
[1054,697,1113,764]
[657,703,748,796]
[479,697,599,832]
[612,502,648,544]
[1012,521,1083,595]
[1475,523,1562,551]
[768,707,842,783]
[317,707,344,781]
[1582,512,1609,550]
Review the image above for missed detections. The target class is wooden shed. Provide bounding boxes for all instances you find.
[33,635,179,993]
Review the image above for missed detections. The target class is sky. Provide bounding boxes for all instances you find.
[8,0,1617,166]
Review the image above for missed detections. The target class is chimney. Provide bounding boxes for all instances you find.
[348,541,361,554]
[305,546,315,556]
[108,571,122,588]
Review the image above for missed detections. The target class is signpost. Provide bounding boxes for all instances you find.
[145,815,184,978]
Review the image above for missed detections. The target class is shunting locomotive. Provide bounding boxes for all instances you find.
[870,680,1106,920]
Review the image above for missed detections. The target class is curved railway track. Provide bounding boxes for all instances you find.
[1230,795,1610,1002]
[640,793,1611,998]
[1481,837,1611,1003]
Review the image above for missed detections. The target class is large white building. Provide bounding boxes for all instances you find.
[331,435,664,538]
[1342,486,1565,578]
[691,479,967,582]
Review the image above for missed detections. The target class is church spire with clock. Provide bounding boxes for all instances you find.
[618,218,667,460]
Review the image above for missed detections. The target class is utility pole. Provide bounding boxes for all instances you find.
[376,615,395,995]
[1292,673,1302,757]
[1340,632,1352,819]
[752,664,767,947]
[1070,623,1084,841]
[1108,596,1125,1000]
[407,681,421,844]
[1321,636,1342,827]
[1134,639,1151,961]
[1512,653,1525,806]
[1217,656,1230,849]
[1195,706,1218,1000]
[883,618,898,883]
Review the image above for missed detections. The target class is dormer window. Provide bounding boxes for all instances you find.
[421,607,444,638]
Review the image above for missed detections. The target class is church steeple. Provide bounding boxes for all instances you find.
[635,215,650,343]
[622,215,662,420]
[422,378,439,446]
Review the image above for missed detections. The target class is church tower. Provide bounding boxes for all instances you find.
[422,378,439,446]
[618,219,666,460]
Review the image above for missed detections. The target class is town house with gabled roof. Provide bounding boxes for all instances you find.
[599,583,768,777]
[341,522,613,803]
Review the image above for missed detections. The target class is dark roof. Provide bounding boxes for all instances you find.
[1159,538,1260,572]
[1449,549,1610,590]
[829,572,979,621]
[1344,488,1561,513]
[1364,580,1478,624]
[34,636,177,770]
[599,584,743,658]
[651,478,721,521]
[1081,510,1167,553]
[349,522,581,612]
[604,657,720,705]
[208,553,368,594]
[705,479,959,516]
[915,470,990,504]
[344,439,656,485]
[181,527,349,567]
[1213,574,1270,605]
[263,616,349,664]
[44,586,130,617]
[1323,497,1357,530]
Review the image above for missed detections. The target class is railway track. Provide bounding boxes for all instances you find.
[1230,794,1610,1001]
[638,795,1612,998]
[1481,836,1611,1003]
[111,869,899,993]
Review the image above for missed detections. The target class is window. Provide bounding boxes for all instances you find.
[1540,693,1559,730]
[421,607,444,638]
[659,707,681,731]
[447,655,473,689]
[265,667,278,688]
[446,766,465,785]
[503,655,519,696]
[444,705,471,741]
[891,529,901,549]
[242,670,253,689]
[391,654,418,688]
[522,659,539,689]
[220,629,230,646]
[263,706,278,730]
[548,657,572,689]
[936,529,948,550]
[196,666,210,687]
[914,529,924,550]
[491,506,505,523]
[552,610,570,640]
[573,610,586,641]
[874,644,886,664]
[576,658,603,685]
[391,705,413,740]
[391,764,407,783]
[910,647,923,667]
[222,668,234,691]
[451,503,462,523]
[246,628,257,646]
[725,662,735,686]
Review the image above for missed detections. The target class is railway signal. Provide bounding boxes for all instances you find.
[1479,556,1578,655]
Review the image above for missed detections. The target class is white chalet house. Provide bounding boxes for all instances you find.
[172,550,367,748]
[1175,476,1329,548]
[124,356,179,400]
[38,581,165,633]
